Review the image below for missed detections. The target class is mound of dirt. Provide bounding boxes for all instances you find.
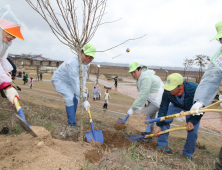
[0,126,92,170]
[114,123,126,130]
[84,131,158,163]
[125,114,148,133]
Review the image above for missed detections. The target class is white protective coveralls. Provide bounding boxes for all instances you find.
[130,66,164,113]
[0,6,16,90]
[194,47,222,106]
[51,56,89,124]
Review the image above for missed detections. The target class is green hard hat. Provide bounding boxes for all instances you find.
[211,20,222,41]
[128,62,140,72]
[163,73,184,91]
[82,44,96,58]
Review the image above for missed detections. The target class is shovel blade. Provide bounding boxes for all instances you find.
[115,114,129,124]
[85,129,104,144]
[125,135,143,142]
[115,118,125,124]
[14,113,38,137]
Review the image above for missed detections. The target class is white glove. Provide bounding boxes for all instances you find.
[84,101,90,111]
[219,95,222,108]
[83,92,87,99]
[5,87,20,104]
[191,101,203,116]
[127,108,133,116]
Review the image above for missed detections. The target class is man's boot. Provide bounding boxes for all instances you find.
[215,147,222,170]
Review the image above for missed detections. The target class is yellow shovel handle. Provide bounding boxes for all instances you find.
[144,124,187,138]
[87,106,92,123]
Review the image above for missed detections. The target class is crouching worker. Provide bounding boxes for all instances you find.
[0,6,24,116]
[51,44,96,128]
[153,73,201,160]
[103,90,111,109]
[127,62,164,143]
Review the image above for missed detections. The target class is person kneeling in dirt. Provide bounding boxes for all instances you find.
[103,89,111,109]
[51,44,96,128]
[190,20,222,169]
[127,62,164,143]
[153,73,201,160]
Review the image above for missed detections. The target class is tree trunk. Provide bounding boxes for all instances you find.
[77,48,84,144]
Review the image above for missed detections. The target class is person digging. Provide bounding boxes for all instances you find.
[153,73,201,160]
[190,20,222,169]
[127,62,164,143]
[0,5,24,109]
[51,44,96,128]
[103,89,111,109]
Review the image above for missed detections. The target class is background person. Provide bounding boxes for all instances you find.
[92,86,97,101]
[29,77,33,89]
[51,44,95,128]
[96,84,101,100]
[127,62,164,143]
[103,89,111,109]
[153,73,201,160]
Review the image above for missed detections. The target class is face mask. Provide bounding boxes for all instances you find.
[175,87,184,96]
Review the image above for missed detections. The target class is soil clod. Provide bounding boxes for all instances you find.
[114,123,126,130]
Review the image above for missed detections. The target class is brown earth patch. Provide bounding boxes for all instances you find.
[84,131,158,163]
[114,123,126,130]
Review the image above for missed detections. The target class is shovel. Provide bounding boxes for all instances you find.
[115,114,130,124]
[125,124,187,142]
[85,107,104,144]
[146,100,222,129]
[14,97,38,137]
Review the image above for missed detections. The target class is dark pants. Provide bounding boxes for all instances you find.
[216,147,222,170]
[103,103,107,108]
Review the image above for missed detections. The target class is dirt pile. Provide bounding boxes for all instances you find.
[0,126,92,170]
[125,113,148,133]
[84,131,158,163]
[114,123,126,130]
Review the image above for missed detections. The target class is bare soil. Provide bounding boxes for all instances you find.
[114,123,126,130]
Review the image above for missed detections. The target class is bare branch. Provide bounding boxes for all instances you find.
[96,34,147,52]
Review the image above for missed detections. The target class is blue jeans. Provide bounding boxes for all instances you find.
[157,103,200,157]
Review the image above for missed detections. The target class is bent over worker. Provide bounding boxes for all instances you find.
[190,20,222,169]
[153,73,201,160]
[0,6,25,120]
[51,44,96,128]
[127,62,164,143]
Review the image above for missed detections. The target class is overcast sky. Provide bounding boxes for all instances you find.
[1,0,222,68]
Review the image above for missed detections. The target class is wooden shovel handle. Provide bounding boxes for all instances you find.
[144,124,187,138]
[87,106,93,122]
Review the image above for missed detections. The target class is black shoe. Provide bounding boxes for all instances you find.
[68,123,80,128]
[0,127,9,134]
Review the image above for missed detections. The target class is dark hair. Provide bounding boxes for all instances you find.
[136,67,142,71]
[82,49,84,53]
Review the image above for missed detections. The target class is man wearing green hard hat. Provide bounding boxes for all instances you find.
[51,44,96,128]
[153,73,201,160]
[127,62,164,143]
[191,20,222,169]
